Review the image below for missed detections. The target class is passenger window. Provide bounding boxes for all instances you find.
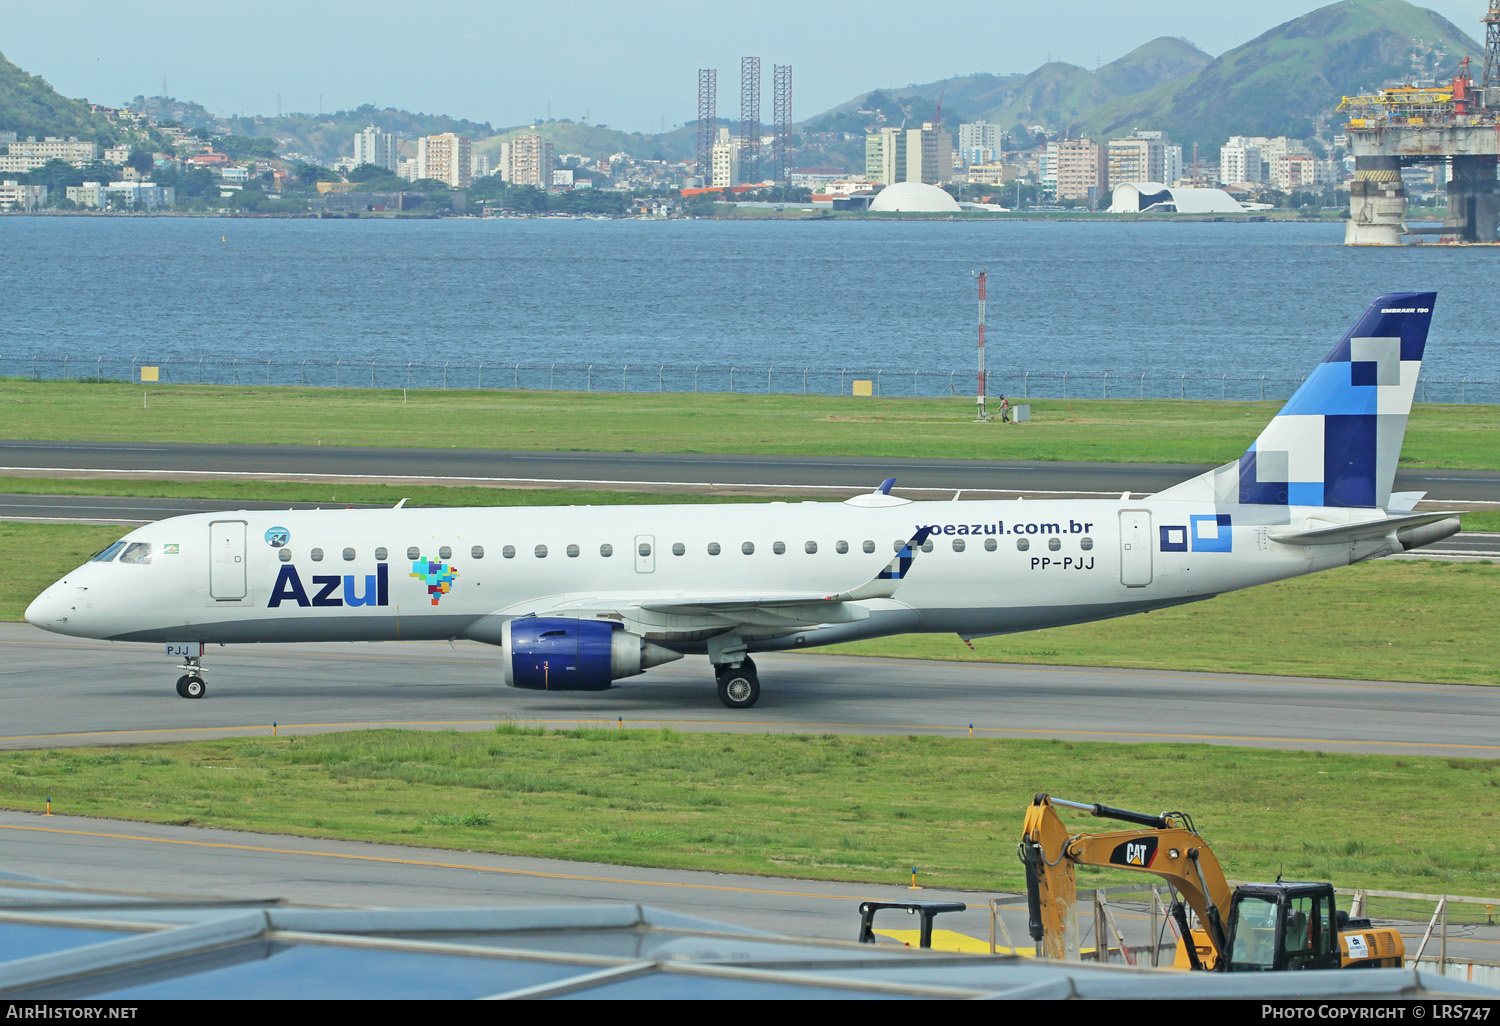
[471,545,484,559]
[374,547,388,561]
[773,541,786,555]
[90,541,127,563]
[1016,538,1030,551]
[707,542,721,555]
[1080,537,1093,551]
[310,548,324,562]
[952,538,965,552]
[741,541,755,555]
[984,537,997,552]
[600,543,613,557]
[893,540,904,553]
[639,542,652,557]
[1048,537,1061,551]
[535,545,548,558]
[862,540,875,554]
[503,545,516,559]
[406,546,420,560]
[920,539,933,553]
[672,542,685,556]
[836,540,849,554]
[439,546,452,560]
[805,541,817,554]
[342,547,356,561]
[567,544,580,558]
[278,549,293,562]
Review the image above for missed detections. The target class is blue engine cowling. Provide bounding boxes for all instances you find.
[500,617,682,691]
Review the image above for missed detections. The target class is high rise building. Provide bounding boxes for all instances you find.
[904,123,954,185]
[416,133,472,189]
[1055,138,1106,202]
[710,127,740,187]
[353,126,399,172]
[507,135,554,189]
[865,128,905,186]
[1220,137,1264,184]
[958,122,1000,166]
[1106,132,1166,189]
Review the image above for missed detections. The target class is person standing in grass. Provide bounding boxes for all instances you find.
[999,395,1010,423]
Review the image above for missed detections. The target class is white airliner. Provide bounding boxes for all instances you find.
[26,292,1462,709]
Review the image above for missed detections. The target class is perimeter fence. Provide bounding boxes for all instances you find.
[6,355,1498,404]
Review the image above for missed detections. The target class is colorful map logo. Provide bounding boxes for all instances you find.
[411,559,460,606]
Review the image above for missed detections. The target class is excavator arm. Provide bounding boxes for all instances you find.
[1019,793,1236,967]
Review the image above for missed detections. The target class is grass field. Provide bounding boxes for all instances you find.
[2,381,1496,469]
[0,729,1492,898]
[6,521,1495,684]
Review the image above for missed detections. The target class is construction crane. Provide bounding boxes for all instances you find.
[1018,794,1405,971]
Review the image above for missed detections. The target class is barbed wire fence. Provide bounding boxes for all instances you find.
[4,355,1497,405]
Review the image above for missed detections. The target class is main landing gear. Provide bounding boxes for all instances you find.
[174,655,207,700]
[715,657,759,709]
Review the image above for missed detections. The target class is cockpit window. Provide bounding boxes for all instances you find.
[90,541,127,563]
[119,542,152,565]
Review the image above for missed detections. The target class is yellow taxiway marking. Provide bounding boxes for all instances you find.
[0,719,1494,753]
[0,821,876,903]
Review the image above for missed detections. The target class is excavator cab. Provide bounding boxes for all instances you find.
[1223,883,1341,972]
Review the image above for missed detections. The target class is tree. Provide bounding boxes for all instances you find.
[127,148,154,174]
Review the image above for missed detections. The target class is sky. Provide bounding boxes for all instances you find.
[2,1,1489,134]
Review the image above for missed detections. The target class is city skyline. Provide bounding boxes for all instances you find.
[4,0,1487,135]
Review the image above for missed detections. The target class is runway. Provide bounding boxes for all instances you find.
[2,439,1498,502]
[1,626,1492,758]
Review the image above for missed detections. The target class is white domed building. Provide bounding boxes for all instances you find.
[868,181,962,213]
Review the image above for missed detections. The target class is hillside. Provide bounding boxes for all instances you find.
[1075,0,1483,147]
[1094,36,1214,97]
[0,50,117,143]
[473,120,696,165]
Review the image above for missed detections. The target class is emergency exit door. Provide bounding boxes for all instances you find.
[209,521,247,600]
[1118,510,1153,588]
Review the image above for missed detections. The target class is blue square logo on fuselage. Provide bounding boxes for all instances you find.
[1190,514,1232,553]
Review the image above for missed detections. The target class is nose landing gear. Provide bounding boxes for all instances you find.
[170,646,207,699]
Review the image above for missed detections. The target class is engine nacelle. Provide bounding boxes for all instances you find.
[500,617,682,691]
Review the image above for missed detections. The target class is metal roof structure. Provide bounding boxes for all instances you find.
[0,877,1496,1000]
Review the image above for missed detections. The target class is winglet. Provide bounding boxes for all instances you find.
[877,478,897,495]
[839,527,934,601]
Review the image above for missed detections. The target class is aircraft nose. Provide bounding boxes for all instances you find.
[25,585,68,631]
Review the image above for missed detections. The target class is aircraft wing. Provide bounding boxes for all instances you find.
[488,527,934,633]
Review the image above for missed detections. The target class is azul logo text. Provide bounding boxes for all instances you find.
[268,564,390,608]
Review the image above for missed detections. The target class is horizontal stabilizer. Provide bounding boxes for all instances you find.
[1268,510,1463,546]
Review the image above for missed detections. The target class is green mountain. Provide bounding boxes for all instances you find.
[0,50,117,142]
[973,61,1117,134]
[1074,0,1483,147]
[474,120,696,166]
[1094,36,1214,97]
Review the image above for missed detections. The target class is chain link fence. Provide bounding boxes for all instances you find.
[6,355,1498,404]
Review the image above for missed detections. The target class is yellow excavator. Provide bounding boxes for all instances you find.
[1018,794,1404,971]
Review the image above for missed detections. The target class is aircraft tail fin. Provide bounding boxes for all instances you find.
[1237,292,1435,509]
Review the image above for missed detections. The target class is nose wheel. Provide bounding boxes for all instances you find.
[715,657,760,709]
[173,650,208,699]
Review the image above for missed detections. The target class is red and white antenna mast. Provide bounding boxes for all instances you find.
[974,269,988,421]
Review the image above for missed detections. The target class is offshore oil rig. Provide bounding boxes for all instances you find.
[1339,1,1500,244]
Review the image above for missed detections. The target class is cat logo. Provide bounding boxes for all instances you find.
[1109,836,1158,868]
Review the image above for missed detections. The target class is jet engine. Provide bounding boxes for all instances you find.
[500,617,682,691]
